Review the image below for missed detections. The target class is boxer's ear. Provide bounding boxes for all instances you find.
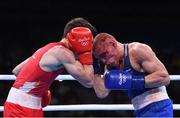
[108,39,117,48]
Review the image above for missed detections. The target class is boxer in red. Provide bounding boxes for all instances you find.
[3,17,97,117]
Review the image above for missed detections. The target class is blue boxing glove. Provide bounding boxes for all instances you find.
[104,70,145,90]
[93,55,101,74]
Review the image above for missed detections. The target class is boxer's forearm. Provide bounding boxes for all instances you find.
[145,71,170,88]
[93,74,110,98]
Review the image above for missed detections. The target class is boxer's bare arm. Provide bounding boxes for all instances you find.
[40,46,94,88]
[135,43,170,88]
[93,74,110,98]
[12,58,29,76]
[63,54,94,88]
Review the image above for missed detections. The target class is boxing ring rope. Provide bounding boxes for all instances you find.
[0,75,180,81]
[0,104,180,111]
[0,74,179,112]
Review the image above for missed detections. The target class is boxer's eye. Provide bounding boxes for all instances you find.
[99,52,107,59]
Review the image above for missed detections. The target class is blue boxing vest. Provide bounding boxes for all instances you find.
[123,44,155,99]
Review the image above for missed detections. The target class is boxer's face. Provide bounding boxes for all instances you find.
[94,41,119,68]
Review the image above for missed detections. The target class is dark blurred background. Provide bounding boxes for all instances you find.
[0,1,180,117]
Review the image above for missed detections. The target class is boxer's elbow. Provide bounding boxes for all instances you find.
[162,73,170,86]
[146,71,170,88]
[94,86,109,99]
[158,71,170,86]
[95,91,109,99]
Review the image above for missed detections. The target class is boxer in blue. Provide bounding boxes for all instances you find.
[93,33,173,117]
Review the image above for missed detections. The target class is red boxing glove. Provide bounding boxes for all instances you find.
[42,90,51,108]
[67,27,93,65]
